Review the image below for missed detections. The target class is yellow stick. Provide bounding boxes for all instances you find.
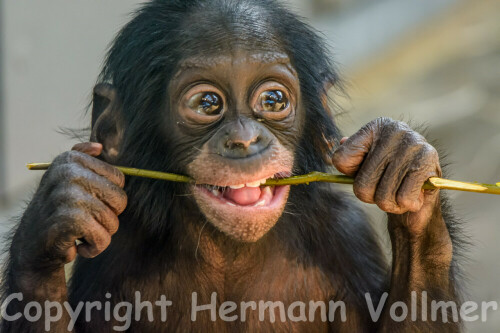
[27,163,192,183]
[26,163,500,196]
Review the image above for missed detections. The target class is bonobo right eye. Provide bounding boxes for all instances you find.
[182,84,226,120]
[188,91,223,115]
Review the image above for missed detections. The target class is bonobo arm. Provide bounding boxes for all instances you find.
[0,143,127,332]
[332,117,458,331]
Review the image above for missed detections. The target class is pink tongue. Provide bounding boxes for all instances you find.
[224,187,262,205]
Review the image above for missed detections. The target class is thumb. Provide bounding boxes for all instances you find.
[71,142,103,157]
[332,128,375,177]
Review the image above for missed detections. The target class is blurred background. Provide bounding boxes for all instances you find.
[0,0,499,330]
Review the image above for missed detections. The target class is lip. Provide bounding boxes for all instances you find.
[192,170,292,212]
[191,170,292,242]
[195,183,290,210]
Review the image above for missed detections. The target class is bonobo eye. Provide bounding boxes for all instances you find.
[180,84,226,123]
[188,92,223,115]
[259,90,288,112]
[252,81,294,120]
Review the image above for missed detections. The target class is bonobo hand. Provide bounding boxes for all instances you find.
[13,142,127,272]
[332,117,441,217]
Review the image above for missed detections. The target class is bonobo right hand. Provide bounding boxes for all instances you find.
[13,142,127,272]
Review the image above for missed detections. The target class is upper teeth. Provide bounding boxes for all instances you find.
[245,180,261,188]
[229,178,268,189]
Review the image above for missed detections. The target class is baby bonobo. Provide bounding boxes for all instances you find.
[1,0,460,332]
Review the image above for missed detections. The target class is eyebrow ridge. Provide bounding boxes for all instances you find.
[176,52,291,72]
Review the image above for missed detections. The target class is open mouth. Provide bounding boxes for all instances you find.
[195,172,290,209]
[190,166,293,241]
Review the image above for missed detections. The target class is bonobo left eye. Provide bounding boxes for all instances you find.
[188,92,223,115]
[252,82,293,120]
[259,90,288,112]
[181,84,226,123]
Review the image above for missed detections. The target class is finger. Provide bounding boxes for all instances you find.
[72,142,103,157]
[46,209,111,260]
[76,219,112,258]
[340,137,348,145]
[88,197,120,235]
[332,125,376,177]
[51,185,120,234]
[47,222,78,264]
[352,157,388,204]
[54,164,128,214]
[75,168,128,215]
[350,135,397,204]
[67,150,125,188]
[373,162,408,214]
[65,209,112,259]
[396,172,431,213]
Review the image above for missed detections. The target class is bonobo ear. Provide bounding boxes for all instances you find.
[90,83,124,164]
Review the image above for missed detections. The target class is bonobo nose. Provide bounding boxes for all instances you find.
[210,118,273,159]
[225,136,259,150]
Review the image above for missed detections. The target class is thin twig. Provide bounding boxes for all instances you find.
[26,163,500,195]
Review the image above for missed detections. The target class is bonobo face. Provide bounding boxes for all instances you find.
[169,51,301,242]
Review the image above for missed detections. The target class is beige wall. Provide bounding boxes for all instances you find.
[1,0,142,198]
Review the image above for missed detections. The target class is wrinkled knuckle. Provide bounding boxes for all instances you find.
[56,163,80,182]
[110,188,128,214]
[107,214,120,235]
[118,192,128,213]
[423,143,439,159]
[397,195,417,211]
[331,148,345,163]
[114,168,126,188]
[332,160,348,174]
[95,233,112,253]
[53,151,72,165]
[50,206,69,221]
[46,221,71,243]
[50,186,73,204]
[65,150,85,164]
[51,238,73,258]
[376,198,400,213]
[395,120,411,129]
[376,117,402,131]
[373,116,393,127]
[402,130,421,144]
[353,182,375,203]
[419,144,441,172]
[96,205,120,234]
[362,118,382,134]
[407,202,421,213]
[331,153,350,174]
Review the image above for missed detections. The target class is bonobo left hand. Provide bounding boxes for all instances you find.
[332,117,442,231]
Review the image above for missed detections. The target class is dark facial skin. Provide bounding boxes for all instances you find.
[170,51,299,241]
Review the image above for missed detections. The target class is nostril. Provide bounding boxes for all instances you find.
[225,137,259,150]
[226,140,244,150]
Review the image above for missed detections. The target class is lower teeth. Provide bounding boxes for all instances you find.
[253,199,266,207]
[205,184,276,206]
